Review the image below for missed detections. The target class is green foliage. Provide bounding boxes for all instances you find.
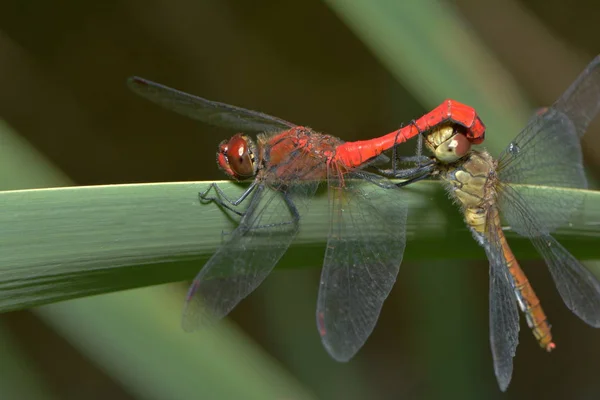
[1,181,598,312]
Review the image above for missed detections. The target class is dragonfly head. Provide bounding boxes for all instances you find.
[424,124,471,163]
[217,134,258,180]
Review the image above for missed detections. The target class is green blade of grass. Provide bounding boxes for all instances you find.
[38,286,314,400]
[0,118,314,400]
[1,181,598,312]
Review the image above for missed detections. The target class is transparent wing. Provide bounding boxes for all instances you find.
[498,184,600,328]
[530,234,600,328]
[182,180,318,331]
[498,56,600,235]
[128,76,297,132]
[553,55,600,138]
[316,171,407,361]
[482,209,520,392]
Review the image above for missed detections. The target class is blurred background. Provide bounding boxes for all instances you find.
[0,0,599,399]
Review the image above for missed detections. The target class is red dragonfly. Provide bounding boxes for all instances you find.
[127,77,485,361]
[395,55,600,390]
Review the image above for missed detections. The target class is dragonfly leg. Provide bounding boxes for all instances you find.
[389,123,404,173]
[221,227,236,237]
[378,158,435,178]
[379,132,436,181]
[239,191,301,232]
[396,164,434,178]
[199,181,258,216]
[415,129,423,163]
[396,165,435,187]
[352,170,396,188]
[396,155,432,164]
[387,133,429,172]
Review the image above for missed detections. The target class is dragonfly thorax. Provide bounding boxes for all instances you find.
[217,134,258,180]
[438,150,497,235]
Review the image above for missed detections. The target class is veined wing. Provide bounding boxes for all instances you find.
[553,55,600,138]
[499,55,600,180]
[182,180,318,331]
[531,234,600,328]
[482,208,520,392]
[497,57,600,235]
[498,184,600,328]
[128,77,297,132]
[316,170,407,361]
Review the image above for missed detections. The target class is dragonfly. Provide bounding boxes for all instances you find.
[127,76,485,361]
[394,55,600,391]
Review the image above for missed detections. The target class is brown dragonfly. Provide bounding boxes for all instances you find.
[393,55,600,391]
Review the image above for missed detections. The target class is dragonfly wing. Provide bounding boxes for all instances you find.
[553,55,600,138]
[498,182,600,325]
[530,234,600,327]
[500,184,600,327]
[496,176,589,239]
[128,77,297,132]
[496,107,584,236]
[497,57,600,235]
[483,209,520,392]
[182,180,318,331]
[317,171,407,361]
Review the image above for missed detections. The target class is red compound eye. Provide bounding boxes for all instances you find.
[435,133,471,163]
[217,134,255,178]
[451,133,471,158]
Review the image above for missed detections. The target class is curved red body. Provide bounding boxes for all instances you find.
[334,99,484,168]
[245,99,485,180]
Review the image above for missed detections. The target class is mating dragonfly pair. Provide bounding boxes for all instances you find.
[128,55,600,391]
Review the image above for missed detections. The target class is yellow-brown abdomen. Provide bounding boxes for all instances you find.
[441,150,555,351]
[491,209,555,351]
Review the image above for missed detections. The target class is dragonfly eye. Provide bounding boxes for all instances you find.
[217,134,256,179]
[434,133,471,163]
